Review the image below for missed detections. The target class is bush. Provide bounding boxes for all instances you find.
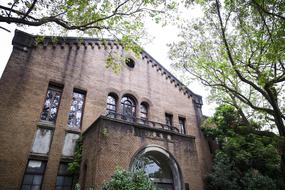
[102,168,155,190]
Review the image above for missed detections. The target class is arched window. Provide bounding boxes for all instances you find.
[106,94,117,118]
[140,102,148,124]
[121,95,136,121]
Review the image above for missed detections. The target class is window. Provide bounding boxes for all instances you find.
[140,103,148,120]
[165,113,173,127]
[40,84,62,123]
[179,117,186,134]
[106,94,117,118]
[121,95,136,121]
[20,160,46,190]
[31,128,53,154]
[62,133,80,157]
[67,90,85,129]
[125,58,135,68]
[55,163,73,190]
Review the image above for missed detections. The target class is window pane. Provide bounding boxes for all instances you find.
[21,185,31,190]
[23,175,33,185]
[31,185,41,190]
[179,118,186,134]
[62,133,80,157]
[40,88,62,122]
[56,176,64,185]
[68,92,85,129]
[32,175,42,185]
[63,176,73,185]
[27,160,45,173]
[31,128,52,154]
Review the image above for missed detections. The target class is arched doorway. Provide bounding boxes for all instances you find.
[130,145,183,190]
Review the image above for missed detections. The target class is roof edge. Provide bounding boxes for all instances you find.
[12,29,203,106]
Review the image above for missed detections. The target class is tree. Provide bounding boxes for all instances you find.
[169,0,285,181]
[0,0,177,50]
[102,168,155,190]
[203,104,282,189]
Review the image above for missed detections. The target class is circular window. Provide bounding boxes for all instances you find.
[125,58,135,68]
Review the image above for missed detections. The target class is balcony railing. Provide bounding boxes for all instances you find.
[105,112,179,133]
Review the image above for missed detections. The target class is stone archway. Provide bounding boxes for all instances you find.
[130,145,183,190]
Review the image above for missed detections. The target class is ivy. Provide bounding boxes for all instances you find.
[68,136,83,175]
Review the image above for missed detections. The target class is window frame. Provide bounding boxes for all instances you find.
[178,117,186,134]
[20,160,47,190]
[140,103,149,124]
[165,113,173,127]
[55,162,74,190]
[67,89,86,130]
[106,94,117,117]
[40,84,63,124]
[121,95,136,120]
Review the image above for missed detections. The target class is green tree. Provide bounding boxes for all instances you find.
[203,104,282,189]
[0,0,178,51]
[169,0,285,181]
[102,168,155,190]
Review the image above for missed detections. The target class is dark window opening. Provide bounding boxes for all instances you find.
[67,90,86,129]
[20,160,46,190]
[125,58,135,68]
[179,117,186,134]
[121,95,136,121]
[40,84,62,123]
[165,113,173,127]
[55,163,74,190]
[140,102,148,123]
[106,94,117,118]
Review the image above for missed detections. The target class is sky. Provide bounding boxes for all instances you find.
[0,7,216,116]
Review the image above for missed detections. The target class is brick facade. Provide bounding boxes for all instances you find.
[0,30,212,190]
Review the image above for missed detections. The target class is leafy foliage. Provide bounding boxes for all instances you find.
[203,104,283,189]
[169,0,285,181]
[102,168,155,190]
[0,0,178,47]
[68,136,83,174]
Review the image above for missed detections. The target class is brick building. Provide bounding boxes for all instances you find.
[0,30,212,190]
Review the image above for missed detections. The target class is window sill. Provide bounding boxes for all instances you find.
[38,120,55,129]
[65,127,81,134]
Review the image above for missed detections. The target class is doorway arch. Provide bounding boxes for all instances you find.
[130,145,183,190]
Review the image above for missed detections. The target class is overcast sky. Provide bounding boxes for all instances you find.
[0,7,216,116]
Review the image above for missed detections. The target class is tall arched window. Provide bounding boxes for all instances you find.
[140,102,148,124]
[106,94,117,118]
[121,95,136,121]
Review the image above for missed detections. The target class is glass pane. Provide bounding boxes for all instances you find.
[155,183,174,190]
[58,163,69,175]
[55,187,62,190]
[63,177,73,185]
[21,185,31,190]
[31,128,52,154]
[107,96,115,105]
[27,160,45,173]
[23,175,33,185]
[32,175,42,185]
[40,88,62,122]
[31,185,40,190]
[63,186,72,190]
[68,92,85,129]
[56,176,64,185]
[134,153,173,179]
[62,133,80,157]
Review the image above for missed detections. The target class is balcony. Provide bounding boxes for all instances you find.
[105,112,180,133]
